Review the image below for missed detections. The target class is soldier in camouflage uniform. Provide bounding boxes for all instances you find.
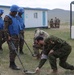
[4,5,21,70]
[35,36,74,73]
[49,19,54,28]
[16,7,25,54]
[54,17,57,28]
[33,28,49,59]
[57,18,60,28]
[0,9,5,51]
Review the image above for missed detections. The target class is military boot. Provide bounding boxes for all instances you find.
[20,50,24,54]
[19,48,24,54]
[0,46,3,52]
[9,61,20,70]
[70,66,74,70]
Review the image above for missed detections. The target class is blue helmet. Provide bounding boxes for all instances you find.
[0,9,4,14]
[10,5,19,12]
[18,7,24,13]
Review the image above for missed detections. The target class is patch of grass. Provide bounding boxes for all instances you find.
[0,25,74,75]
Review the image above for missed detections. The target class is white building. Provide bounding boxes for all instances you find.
[0,5,49,28]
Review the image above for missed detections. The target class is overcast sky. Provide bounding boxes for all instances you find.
[0,0,74,10]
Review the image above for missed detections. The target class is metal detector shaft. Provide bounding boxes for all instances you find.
[9,41,27,72]
[24,40,34,56]
[9,41,36,75]
[20,34,34,56]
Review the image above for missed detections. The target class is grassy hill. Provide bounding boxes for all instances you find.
[48,8,74,25]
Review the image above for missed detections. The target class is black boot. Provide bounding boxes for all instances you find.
[9,61,20,70]
[70,66,74,70]
[0,47,3,52]
[20,51,24,54]
[20,48,24,54]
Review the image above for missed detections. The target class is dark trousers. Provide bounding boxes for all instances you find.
[7,35,19,62]
[19,32,24,52]
[0,31,6,49]
[48,43,74,70]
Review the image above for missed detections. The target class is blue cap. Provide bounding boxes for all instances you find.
[10,5,19,12]
[18,7,24,13]
[0,9,4,14]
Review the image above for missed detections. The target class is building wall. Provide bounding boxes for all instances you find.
[0,6,48,28]
[0,7,10,18]
[25,10,48,28]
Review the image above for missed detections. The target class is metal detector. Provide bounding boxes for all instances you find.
[24,39,35,56]
[9,40,36,75]
[20,34,35,57]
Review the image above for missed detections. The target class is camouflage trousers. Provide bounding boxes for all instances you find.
[48,43,74,70]
[0,31,6,49]
[33,43,43,58]
[19,32,24,52]
[7,35,19,62]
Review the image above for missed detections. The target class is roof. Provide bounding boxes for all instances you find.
[0,5,49,11]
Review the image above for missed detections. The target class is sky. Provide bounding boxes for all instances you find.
[0,0,74,10]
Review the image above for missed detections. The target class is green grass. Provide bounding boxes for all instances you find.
[0,25,74,75]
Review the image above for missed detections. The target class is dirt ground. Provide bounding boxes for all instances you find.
[0,25,74,75]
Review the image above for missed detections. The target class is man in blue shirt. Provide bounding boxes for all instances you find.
[4,5,21,70]
[16,7,25,54]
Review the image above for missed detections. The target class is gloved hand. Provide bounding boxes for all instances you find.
[8,36,11,40]
[35,67,40,74]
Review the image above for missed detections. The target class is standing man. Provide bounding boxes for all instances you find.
[4,5,21,70]
[49,19,54,28]
[33,28,49,59]
[35,36,74,73]
[0,9,5,52]
[54,17,57,28]
[16,7,25,54]
[57,18,60,28]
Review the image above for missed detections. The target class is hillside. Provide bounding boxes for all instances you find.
[48,8,74,24]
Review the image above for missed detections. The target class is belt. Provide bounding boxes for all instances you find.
[11,35,19,41]
[10,34,19,37]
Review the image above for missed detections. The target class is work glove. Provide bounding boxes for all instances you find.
[35,67,40,74]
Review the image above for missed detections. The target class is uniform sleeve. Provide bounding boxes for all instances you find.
[4,15,12,39]
[38,54,48,68]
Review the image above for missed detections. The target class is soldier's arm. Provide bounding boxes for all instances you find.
[37,53,48,69]
[37,44,49,69]
[4,15,12,39]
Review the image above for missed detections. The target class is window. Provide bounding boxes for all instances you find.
[34,13,38,18]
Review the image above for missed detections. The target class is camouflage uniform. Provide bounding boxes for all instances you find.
[33,29,49,59]
[4,5,21,70]
[49,19,54,28]
[19,31,24,53]
[0,30,5,51]
[38,35,74,70]
[16,7,25,54]
[54,17,57,28]
[57,18,60,28]
[0,9,5,51]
